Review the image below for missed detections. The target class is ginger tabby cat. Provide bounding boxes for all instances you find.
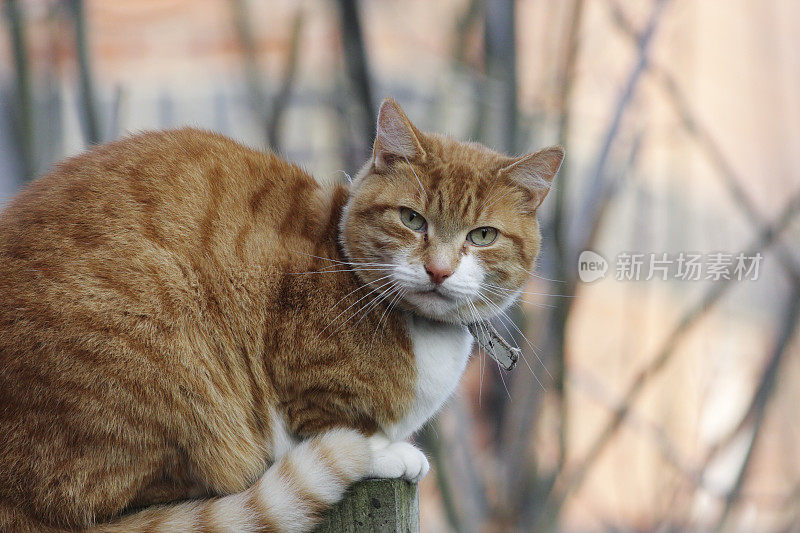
[0,99,563,532]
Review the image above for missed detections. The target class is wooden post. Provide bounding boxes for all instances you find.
[314,479,419,533]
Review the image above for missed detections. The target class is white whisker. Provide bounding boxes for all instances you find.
[289,249,394,268]
[484,190,516,211]
[466,300,485,406]
[323,274,394,315]
[370,288,406,350]
[325,281,403,340]
[477,292,550,385]
[352,282,401,328]
[402,154,427,201]
[478,284,556,310]
[287,268,393,275]
[312,278,395,342]
[496,357,512,399]
[515,265,566,284]
[484,282,574,299]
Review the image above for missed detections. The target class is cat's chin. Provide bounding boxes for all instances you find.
[402,291,468,324]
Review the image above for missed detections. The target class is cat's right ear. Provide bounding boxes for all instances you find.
[372,98,426,171]
[500,146,565,209]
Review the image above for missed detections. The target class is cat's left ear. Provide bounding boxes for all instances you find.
[500,146,565,209]
[372,98,426,171]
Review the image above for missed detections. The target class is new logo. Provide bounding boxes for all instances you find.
[578,250,608,283]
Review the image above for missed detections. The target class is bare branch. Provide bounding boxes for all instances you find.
[452,0,483,66]
[497,5,588,524]
[570,0,670,262]
[417,420,463,533]
[549,0,587,482]
[450,396,489,528]
[552,0,586,262]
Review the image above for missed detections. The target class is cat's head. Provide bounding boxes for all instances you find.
[340,99,563,324]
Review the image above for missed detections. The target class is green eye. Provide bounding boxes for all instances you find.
[468,227,498,246]
[400,207,426,231]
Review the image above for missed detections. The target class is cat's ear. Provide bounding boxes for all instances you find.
[500,146,564,209]
[372,98,426,170]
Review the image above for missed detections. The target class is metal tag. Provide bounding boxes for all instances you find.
[466,320,520,371]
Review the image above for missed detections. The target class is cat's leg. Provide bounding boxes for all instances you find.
[367,433,430,483]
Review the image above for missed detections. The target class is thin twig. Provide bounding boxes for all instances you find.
[712,285,800,531]
[107,84,127,140]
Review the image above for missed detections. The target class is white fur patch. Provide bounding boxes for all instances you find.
[258,465,314,533]
[207,492,261,533]
[268,406,296,461]
[441,253,482,301]
[314,428,372,483]
[152,501,201,532]
[288,444,346,505]
[383,314,473,441]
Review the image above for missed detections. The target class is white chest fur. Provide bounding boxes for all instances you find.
[382,314,474,441]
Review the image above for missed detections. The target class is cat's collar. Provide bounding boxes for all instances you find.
[466,321,520,371]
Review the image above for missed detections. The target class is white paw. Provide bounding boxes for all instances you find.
[369,441,430,483]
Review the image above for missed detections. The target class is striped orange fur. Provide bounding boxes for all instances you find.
[0,99,563,531]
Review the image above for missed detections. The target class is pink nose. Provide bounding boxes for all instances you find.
[425,263,452,285]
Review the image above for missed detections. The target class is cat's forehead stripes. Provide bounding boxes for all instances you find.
[410,155,521,234]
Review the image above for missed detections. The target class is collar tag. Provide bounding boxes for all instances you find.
[466,321,520,371]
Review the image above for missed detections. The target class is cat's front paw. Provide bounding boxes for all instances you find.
[368,440,430,483]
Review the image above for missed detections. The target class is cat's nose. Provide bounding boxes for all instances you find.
[425,262,452,285]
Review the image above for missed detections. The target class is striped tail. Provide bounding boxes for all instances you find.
[91,428,371,533]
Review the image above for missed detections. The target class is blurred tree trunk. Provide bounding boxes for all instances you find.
[336,0,375,163]
[3,0,34,183]
[417,422,463,533]
[453,0,483,66]
[267,10,304,152]
[483,0,518,154]
[232,0,269,143]
[550,0,585,482]
[67,0,101,145]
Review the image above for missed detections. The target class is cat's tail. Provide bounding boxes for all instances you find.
[93,428,371,533]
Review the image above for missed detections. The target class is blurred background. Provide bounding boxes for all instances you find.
[2,0,800,531]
